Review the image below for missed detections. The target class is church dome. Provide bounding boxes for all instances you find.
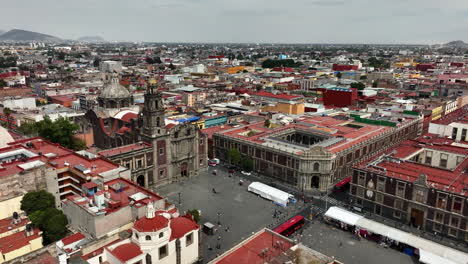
[100,75,131,99]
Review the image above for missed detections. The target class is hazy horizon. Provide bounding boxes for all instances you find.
[2,0,467,44]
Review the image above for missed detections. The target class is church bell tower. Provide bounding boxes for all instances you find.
[141,79,165,139]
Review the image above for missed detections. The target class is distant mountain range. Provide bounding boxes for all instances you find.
[78,36,105,42]
[444,40,468,48]
[0,30,5,36]
[0,29,61,42]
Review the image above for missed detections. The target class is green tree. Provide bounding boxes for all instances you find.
[228,148,241,165]
[43,213,68,244]
[169,63,176,70]
[21,190,56,215]
[0,79,6,87]
[360,75,367,80]
[241,156,254,171]
[187,209,201,223]
[3,107,12,116]
[264,119,271,128]
[372,81,379,88]
[350,82,366,90]
[336,72,342,79]
[36,116,82,150]
[18,122,39,136]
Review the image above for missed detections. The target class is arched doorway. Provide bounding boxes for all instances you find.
[311,176,320,188]
[181,162,188,177]
[137,175,145,187]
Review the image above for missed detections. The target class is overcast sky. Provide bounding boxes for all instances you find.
[2,0,467,44]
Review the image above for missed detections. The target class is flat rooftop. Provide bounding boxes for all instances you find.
[215,114,411,154]
[357,136,468,194]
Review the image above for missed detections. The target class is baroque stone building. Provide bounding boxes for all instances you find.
[83,78,208,188]
[213,113,422,193]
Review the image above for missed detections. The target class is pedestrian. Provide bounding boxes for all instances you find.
[339,241,342,247]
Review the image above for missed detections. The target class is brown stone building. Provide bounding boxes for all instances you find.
[82,77,208,188]
[350,136,468,242]
[213,112,422,193]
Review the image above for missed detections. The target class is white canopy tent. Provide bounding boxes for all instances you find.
[324,207,468,264]
[324,206,363,226]
[247,182,293,207]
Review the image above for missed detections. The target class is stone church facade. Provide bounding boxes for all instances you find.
[82,77,208,188]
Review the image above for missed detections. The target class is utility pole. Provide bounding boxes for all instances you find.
[178,192,181,207]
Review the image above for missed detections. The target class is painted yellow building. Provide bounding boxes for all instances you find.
[431,106,443,120]
[0,196,23,220]
[0,216,43,263]
[262,102,305,115]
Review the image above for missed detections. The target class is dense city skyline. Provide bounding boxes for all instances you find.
[2,0,468,44]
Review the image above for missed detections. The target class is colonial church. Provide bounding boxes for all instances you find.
[82,75,208,188]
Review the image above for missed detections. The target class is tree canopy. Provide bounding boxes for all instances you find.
[228,148,241,165]
[261,59,302,68]
[241,156,254,171]
[19,116,86,150]
[187,209,201,223]
[21,190,56,215]
[350,82,366,90]
[21,191,68,244]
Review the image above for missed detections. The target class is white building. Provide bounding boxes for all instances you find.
[428,106,467,142]
[1,97,36,110]
[100,61,123,73]
[84,204,200,264]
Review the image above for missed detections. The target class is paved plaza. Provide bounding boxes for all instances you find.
[154,167,415,264]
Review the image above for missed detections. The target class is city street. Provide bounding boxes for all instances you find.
[154,166,416,264]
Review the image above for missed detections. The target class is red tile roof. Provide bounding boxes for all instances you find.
[0,228,41,254]
[61,232,85,246]
[98,142,151,157]
[110,242,142,262]
[170,216,198,240]
[0,217,29,235]
[214,230,294,264]
[133,215,169,232]
[252,91,302,100]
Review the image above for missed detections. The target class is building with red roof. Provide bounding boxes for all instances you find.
[81,203,199,264]
[0,214,43,263]
[209,228,339,264]
[213,112,423,193]
[350,134,468,242]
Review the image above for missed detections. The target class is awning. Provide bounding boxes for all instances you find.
[335,177,351,188]
[419,249,457,264]
[324,206,363,226]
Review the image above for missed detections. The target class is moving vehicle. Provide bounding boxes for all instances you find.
[208,158,220,167]
[241,171,251,176]
[228,166,236,174]
[273,215,305,237]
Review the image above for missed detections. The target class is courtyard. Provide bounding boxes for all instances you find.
[154,166,415,264]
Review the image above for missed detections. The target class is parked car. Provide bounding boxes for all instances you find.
[208,160,217,167]
[228,166,236,174]
[241,171,251,176]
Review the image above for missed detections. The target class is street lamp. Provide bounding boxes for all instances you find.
[178,192,181,206]
[217,212,221,225]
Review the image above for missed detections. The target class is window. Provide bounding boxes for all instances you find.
[186,232,193,246]
[434,211,444,223]
[433,223,442,232]
[456,156,464,166]
[313,162,319,172]
[415,189,426,204]
[159,245,168,259]
[376,193,384,204]
[394,199,403,210]
[439,153,448,168]
[451,127,458,139]
[462,128,467,140]
[159,170,164,177]
[449,228,458,237]
[377,177,385,192]
[396,182,405,198]
[393,200,402,218]
[357,187,364,198]
[145,235,151,241]
[425,151,432,164]
[159,232,164,238]
[200,139,204,145]
[358,173,366,186]
[137,160,143,168]
[99,256,103,263]
[159,148,164,155]
[200,159,203,165]
[436,193,447,210]
[452,197,463,214]
[135,233,139,239]
[450,216,460,230]
[146,254,152,264]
